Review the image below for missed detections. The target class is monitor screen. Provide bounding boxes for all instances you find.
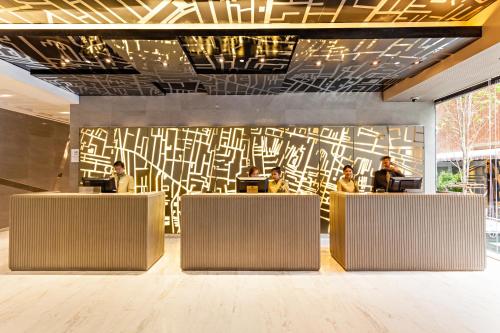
[81,177,116,193]
[389,177,423,192]
[236,177,268,193]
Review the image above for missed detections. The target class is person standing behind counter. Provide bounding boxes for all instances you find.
[113,161,135,193]
[337,165,359,193]
[248,166,260,177]
[372,156,404,192]
[268,167,289,193]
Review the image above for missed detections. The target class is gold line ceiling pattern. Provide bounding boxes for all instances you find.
[0,35,477,94]
[0,0,495,24]
[282,36,475,92]
[178,36,298,74]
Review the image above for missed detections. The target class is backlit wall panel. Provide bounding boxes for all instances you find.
[80,126,424,233]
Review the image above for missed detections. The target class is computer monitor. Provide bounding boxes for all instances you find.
[81,177,116,193]
[236,176,268,193]
[388,177,423,192]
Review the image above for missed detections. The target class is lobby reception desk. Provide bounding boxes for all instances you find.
[330,192,485,271]
[180,194,320,271]
[9,192,165,271]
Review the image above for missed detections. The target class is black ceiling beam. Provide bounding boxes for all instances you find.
[0,27,482,39]
[30,68,140,75]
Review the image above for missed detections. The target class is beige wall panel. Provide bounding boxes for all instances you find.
[0,108,69,191]
[0,108,70,228]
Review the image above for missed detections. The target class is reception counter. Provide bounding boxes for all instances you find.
[9,192,165,271]
[330,192,485,271]
[180,193,320,270]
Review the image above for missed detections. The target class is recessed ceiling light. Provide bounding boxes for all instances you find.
[163,61,168,67]
[239,59,244,63]
[259,58,265,63]
[64,58,70,63]
[105,58,112,63]
[414,60,420,65]
[219,58,224,63]
[0,94,12,98]
[315,60,322,66]
[394,62,400,65]
[372,60,379,66]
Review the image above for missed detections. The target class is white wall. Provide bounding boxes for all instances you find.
[70,93,436,191]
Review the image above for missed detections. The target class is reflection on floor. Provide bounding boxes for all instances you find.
[486,218,500,259]
[1,230,500,333]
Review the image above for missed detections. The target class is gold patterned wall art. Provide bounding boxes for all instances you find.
[79,126,424,233]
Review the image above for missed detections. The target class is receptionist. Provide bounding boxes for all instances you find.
[268,167,289,193]
[113,160,135,193]
[372,156,404,192]
[248,166,260,177]
[337,165,359,193]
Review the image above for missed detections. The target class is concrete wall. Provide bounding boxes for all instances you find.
[0,108,70,228]
[70,93,436,192]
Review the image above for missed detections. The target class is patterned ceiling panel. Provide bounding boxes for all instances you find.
[280,36,476,92]
[105,39,194,76]
[0,37,207,94]
[178,36,297,74]
[197,74,286,95]
[105,39,207,93]
[0,0,495,24]
[0,35,135,74]
[0,34,479,95]
[34,74,165,95]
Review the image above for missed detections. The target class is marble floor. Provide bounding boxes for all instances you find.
[1,230,500,333]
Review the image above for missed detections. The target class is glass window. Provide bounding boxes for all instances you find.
[436,81,500,259]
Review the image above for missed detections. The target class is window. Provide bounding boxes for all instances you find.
[436,80,500,258]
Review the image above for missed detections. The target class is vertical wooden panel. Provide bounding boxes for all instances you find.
[330,192,485,271]
[9,192,165,271]
[180,194,320,270]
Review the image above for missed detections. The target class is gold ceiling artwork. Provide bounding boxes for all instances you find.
[178,35,298,74]
[0,35,478,94]
[0,0,495,24]
[0,1,494,95]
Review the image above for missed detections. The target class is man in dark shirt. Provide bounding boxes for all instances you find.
[372,156,404,192]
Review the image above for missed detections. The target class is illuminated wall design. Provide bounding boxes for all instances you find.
[80,126,424,233]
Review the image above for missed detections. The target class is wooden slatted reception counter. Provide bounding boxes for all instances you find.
[330,192,485,271]
[180,194,321,271]
[9,192,165,271]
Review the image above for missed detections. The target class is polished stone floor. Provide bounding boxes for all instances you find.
[1,230,500,333]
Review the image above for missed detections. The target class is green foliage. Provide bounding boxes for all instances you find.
[437,171,463,192]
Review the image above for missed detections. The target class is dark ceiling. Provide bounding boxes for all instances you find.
[0,0,493,96]
[0,0,495,24]
[0,33,479,95]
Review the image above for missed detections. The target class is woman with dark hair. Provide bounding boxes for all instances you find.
[337,165,359,193]
[268,166,289,193]
[248,166,260,177]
